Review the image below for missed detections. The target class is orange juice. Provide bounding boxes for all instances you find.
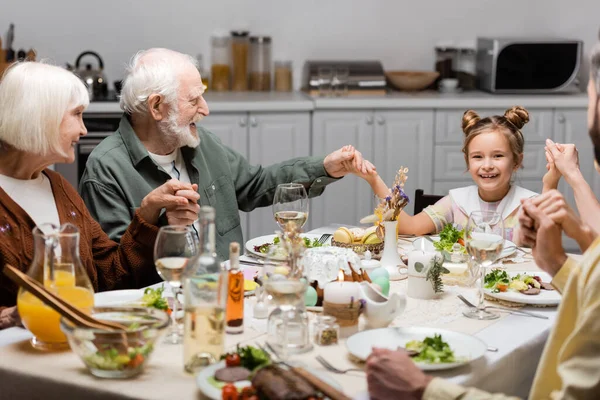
[17,270,94,346]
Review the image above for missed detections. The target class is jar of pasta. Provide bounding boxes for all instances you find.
[249,36,272,91]
[274,60,292,92]
[211,34,230,91]
[231,31,249,91]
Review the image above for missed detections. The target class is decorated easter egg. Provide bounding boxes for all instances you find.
[369,266,390,281]
[372,276,390,296]
[304,285,318,307]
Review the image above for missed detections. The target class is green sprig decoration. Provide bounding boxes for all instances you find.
[425,254,450,293]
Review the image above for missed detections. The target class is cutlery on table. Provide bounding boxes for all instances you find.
[457,294,548,320]
[317,233,332,245]
[259,343,351,400]
[315,355,364,374]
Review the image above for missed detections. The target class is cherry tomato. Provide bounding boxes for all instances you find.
[240,386,256,399]
[225,353,242,367]
[457,238,465,246]
[221,383,239,400]
[496,283,508,292]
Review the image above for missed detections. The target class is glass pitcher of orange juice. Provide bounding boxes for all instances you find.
[17,223,94,350]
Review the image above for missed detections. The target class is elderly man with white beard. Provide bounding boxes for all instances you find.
[80,48,380,260]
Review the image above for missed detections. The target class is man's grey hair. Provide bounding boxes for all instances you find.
[119,48,198,115]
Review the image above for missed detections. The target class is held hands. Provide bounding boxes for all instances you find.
[542,147,561,191]
[518,195,568,277]
[323,145,376,178]
[139,179,200,225]
[366,348,433,400]
[545,139,580,183]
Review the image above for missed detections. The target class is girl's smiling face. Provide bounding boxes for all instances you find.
[466,130,522,202]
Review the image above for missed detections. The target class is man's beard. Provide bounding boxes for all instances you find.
[158,109,201,149]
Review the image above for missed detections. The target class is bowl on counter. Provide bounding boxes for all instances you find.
[386,71,440,91]
[60,306,169,379]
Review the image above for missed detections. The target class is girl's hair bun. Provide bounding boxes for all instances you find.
[462,110,480,135]
[504,106,530,130]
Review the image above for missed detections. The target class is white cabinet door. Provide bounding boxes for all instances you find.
[311,111,374,228]
[247,112,311,238]
[374,110,434,215]
[199,113,250,240]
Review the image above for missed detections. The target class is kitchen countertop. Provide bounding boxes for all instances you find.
[84,91,589,114]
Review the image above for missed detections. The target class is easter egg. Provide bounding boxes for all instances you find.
[369,266,390,281]
[372,276,390,296]
[304,285,318,307]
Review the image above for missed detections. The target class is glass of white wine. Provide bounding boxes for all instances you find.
[464,211,504,320]
[273,183,309,231]
[154,225,198,344]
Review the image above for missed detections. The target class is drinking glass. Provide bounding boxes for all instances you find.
[273,183,309,231]
[317,66,333,97]
[154,225,198,344]
[464,211,504,320]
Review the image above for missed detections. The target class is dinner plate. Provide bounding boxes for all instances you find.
[346,326,487,371]
[483,271,560,306]
[196,360,341,400]
[412,236,517,260]
[244,233,324,260]
[94,289,144,307]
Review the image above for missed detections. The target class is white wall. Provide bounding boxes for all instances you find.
[1,0,598,90]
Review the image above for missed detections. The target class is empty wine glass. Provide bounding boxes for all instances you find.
[273,183,309,231]
[154,225,198,344]
[463,211,504,320]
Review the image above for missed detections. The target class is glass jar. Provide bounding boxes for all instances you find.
[455,42,477,91]
[274,60,293,92]
[249,36,272,91]
[196,53,209,89]
[17,223,94,350]
[182,206,228,373]
[211,34,230,91]
[231,31,250,91]
[313,315,340,346]
[435,43,457,81]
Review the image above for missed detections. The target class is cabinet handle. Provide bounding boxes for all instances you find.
[376,116,386,125]
[250,117,258,128]
[239,118,247,127]
[365,116,374,125]
[557,114,566,123]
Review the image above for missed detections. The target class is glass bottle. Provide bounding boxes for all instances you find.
[274,60,293,92]
[16,223,94,350]
[249,36,272,91]
[210,34,230,91]
[226,242,244,334]
[314,315,340,346]
[231,31,250,91]
[182,206,227,373]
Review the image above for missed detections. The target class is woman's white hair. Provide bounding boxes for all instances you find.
[0,62,89,156]
[119,48,198,116]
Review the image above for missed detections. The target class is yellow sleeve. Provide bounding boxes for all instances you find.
[551,257,579,294]
[423,378,521,400]
[552,259,600,398]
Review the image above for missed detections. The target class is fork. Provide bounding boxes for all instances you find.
[318,233,332,245]
[457,294,548,319]
[316,355,365,374]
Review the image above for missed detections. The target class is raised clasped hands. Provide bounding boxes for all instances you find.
[323,144,377,179]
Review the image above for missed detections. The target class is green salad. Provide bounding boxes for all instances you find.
[141,286,169,311]
[84,343,153,371]
[406,334,457,364]
[433,224,466,254]
[253,236,325,254]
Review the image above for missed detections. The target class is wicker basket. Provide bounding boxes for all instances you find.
[331,239,385,259]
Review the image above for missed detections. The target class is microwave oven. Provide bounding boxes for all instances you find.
[476,37,583,93]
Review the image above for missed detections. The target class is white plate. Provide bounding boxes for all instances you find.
[196,360,341,400]
[94,289,144,307]
[412,236,517,260]
[483,271,560,306]
[245,233,324,260]
[346,326,487,371]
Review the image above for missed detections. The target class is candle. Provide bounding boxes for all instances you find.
[407,250,438,299]
[323,270,360,305]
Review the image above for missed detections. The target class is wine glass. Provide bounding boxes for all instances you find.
[273,183,309,231]
[463,211,505,320]
[154,225,198,344]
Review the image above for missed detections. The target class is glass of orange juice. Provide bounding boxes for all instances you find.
[17,223,94,350]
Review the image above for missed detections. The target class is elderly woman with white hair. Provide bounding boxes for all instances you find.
[0,62,199,329]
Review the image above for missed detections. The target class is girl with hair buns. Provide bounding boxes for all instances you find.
[360,106,560,242]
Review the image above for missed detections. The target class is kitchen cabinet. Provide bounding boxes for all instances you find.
[311,110,434,227]
[202,111,311,240]
[247,112,311,238]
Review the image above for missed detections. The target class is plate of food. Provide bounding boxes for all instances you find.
[413,224,517,262]
[244,233,326,260]
[196,345,340,400]
[346,326,487,371]
[483,269,560,306]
